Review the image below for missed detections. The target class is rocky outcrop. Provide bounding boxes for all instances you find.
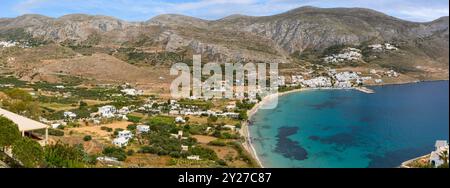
[0,6,448,64]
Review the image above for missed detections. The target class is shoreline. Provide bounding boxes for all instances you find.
[240,80,449,168]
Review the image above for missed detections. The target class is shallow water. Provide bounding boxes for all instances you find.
[250,81,449,168]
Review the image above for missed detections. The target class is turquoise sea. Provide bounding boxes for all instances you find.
[249,81,449,168]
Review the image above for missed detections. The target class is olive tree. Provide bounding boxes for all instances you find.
[0,116,21,151]
[12,137,44,168]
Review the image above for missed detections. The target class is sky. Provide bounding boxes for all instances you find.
[0,0,448,22]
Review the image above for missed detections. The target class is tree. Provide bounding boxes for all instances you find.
[79,101,88,108]
[0,116,21,151]
[12,137,44,168]
[102,147,127,161]
[44,142,87,168]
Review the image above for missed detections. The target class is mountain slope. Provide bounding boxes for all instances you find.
[0,6,448,84]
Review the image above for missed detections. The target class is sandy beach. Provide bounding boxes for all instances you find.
[240,88,312,168]
[239,86,376,168]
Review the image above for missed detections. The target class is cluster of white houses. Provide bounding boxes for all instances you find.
[323,47,362,63]
[0,40,31,48]
[284,69,371,89]
[0,41,18,48]
[368,43,398,51]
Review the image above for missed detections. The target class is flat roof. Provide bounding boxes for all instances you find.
[0,108,48,132]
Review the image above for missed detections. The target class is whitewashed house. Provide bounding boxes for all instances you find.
[98,105,116,118]
[63,111,77,119]
[181,145,189,152]
[112,137,129,147]
[430,140,449,168]
[136,125,150,134]
[187,155,200,160]
[118,130,133,140]
[223,125,236,131]
[175,116,186,123]
[51,123,61,129]
[121,88,143,96]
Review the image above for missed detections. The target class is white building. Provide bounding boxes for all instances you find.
[121,88,143,96]
[63,111,77,119]
[175,116,186,123]
[136,125,150,134]
[429,140,449,168]
[112,137,129,147]
[187,155,200,160]
[51,123,61,129]
[181,145,189,152]
[118,130,133,140]
[98,105,116,118]
[223,125,236,131]
[0,41,18,48]
[301,76,332,88]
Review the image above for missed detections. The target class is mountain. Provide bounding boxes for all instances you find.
[0,6,448,85]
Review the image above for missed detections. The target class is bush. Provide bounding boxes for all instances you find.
[101,126,113,132]
[216,159,227,166]
[44,142,88,168]
[126,115,142,123]
[35,128,64,137]
[12,137,44,168]
[102,147,127,161]
[0,117,21,148]
[188,146,218,161]
[127,124,137,131]
[83,135,92,142]
[208,139,227,146]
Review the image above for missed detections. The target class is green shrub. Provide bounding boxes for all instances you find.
[44,142,88,168]
[208,139,227,146]
[126,115,142,123]
[12,137,44,168]
[83,135,92,142]
[102,147,127,161]
[101,126,113,132]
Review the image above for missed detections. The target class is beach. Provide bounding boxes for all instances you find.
[240,85,406,167]
[241,81,448,168]
[240,88,310,168]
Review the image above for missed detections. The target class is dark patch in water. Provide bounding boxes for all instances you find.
[331,96,352,101]
[308,136,320,141]
[317,133,360,148]
[261,125,271,129]
[274,127,308,161]
[310,132,364,151]
[308,101,338,110]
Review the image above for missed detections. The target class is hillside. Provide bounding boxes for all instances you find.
[0,6,448,87]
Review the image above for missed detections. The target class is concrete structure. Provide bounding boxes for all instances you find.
[98,105,116,118]
[187,155,200,160]
[118,130,133,140]
[112,137,129,147]
[430,140,449,167]
[136,125,150,134]
[0,108,49,146]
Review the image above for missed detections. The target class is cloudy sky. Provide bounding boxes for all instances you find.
[0,0,448,22]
